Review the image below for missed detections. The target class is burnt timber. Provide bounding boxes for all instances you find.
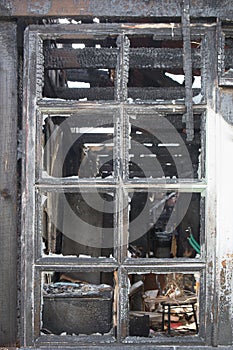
[0,1,233,349]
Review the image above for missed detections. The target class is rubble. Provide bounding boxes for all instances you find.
[129,273,199,336]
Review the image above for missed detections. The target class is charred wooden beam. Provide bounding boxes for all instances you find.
[44,47,201,70]
[53,86,114,100]
[51,86,201,101]
[3,0,233,19]
[128,87,200,100]
[129,48,201,69]
[44,47,118,70]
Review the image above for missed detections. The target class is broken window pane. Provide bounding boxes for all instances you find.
[127,35,202,103]
[128,112,203,179]
[40,190,114,257]
[43,36,117,101]
[128,192,202,258]
[129,272,199,337]
[41,271,114,336]
[42,112,115,178]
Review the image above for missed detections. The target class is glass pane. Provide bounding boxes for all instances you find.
[129,113,203,179]
[41,190,114,258]
[42,112,115,179]
[41,271,115,336]
[129,272,199,337]
[43,35,117,101]
[128,191,202,258]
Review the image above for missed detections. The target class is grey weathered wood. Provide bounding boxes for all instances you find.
[3,0,233,19]
[21,27,39,346]
[202,25,219,346]
[0,21,18,347]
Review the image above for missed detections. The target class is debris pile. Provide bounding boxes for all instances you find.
[129,274,199,336]
[43,282,113,298]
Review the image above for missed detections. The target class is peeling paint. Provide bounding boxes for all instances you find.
[221,259,227,268]
[217,255,233,345]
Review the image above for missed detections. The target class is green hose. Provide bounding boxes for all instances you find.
[187,233,200,254]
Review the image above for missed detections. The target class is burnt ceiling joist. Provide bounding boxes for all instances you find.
[1,0,233,19]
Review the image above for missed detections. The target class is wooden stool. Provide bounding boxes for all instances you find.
[161,297,198,335]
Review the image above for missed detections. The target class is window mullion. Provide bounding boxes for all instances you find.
[115,33,130,102]
[182,0,194,141]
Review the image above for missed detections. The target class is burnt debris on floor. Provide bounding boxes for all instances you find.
[129,273,199,337]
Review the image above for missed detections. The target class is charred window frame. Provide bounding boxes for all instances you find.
[22,21,216,347]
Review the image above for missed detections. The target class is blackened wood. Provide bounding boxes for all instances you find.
[53,87,114,100]
[129,48,201,69]
[51,86,200,101]
[44,47,118,69]
[0,21,18,347]
[128,87,200,101]
[182,0,194,141]
[44,47,201,70]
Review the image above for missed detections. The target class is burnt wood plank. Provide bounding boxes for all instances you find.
[0,21,18,347]
[128,87,200,100]
[53,87,114,100]
[129,48,201,69]
[44,47,118,69]
[4,0,233,19]
[44,47,201,70]
[52,86,200,101]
